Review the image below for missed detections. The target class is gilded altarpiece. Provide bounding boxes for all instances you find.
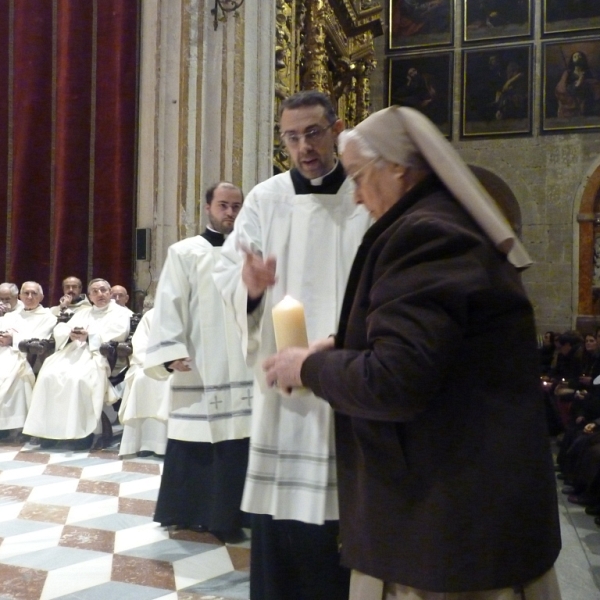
[274,0,383,172]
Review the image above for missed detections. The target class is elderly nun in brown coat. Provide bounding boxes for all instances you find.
[263,106,561,600]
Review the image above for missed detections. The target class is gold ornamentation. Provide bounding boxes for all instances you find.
[273,0,382,172]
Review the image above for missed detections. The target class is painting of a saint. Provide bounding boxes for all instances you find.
[389,53,453,137]
[462,46,532,137]
[464,0,531,42]
[390,0,453,49]
[543,41,600,132]
[544,1,600,35]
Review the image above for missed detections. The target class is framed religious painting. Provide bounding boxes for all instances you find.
[389,0,453,50]
[463,0,532,43]
[542,39,600,133]
[461,45,533,138]
[543,1,600,36]
[387,51,453,138]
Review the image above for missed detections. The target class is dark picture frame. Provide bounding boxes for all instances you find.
[543,1,600,36]
[388,52,454,138]
[463,0,532,43]
[389,0,453,50]
[461,45,533,138]
[542,40,600,133]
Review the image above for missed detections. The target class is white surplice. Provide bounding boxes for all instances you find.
[0,306,57,429]
[50,295,92,317]
[214,171,371,524]
[119,308,169,456]
[24,302,130,439]
[144,236,253,444]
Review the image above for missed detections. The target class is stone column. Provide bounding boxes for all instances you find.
[134,0,275,297]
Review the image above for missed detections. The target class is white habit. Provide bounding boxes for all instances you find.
[214,170,371,524]
[24,302,130,440]
[144,236,253,443]
[119,308,169,456]
[50,295,91,317]
[0,306,57,429]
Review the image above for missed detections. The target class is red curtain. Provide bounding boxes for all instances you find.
[0,0,139,305]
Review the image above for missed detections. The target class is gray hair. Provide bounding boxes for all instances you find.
[87,278,110,292]
[20,281,44,295]
[0,283,18,297]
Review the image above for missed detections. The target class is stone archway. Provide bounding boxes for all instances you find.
[469,165,522,235]
[576,163,600,332]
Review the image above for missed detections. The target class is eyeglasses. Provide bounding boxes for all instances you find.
[280,122,335,148]
[346,157,378,184]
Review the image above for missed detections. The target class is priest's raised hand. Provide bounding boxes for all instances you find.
[241,250,277,300]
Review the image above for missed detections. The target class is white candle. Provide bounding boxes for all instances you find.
[272,295,308,350]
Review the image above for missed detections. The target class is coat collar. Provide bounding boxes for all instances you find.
[335,174,444,348]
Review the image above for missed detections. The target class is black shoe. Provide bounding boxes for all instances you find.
[585,505,600,516]
[595,516,600,527]
[39,438,58,449]
[211,528,247,544]
[136,450,153,458]
[167,524,207,533]
[188,525,208,533]
[71,433,94,451]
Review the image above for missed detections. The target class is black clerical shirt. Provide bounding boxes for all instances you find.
[201,228,225,247]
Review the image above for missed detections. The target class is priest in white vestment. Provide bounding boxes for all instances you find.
[50,276,92,318]
[0,282,56,433]
[145,182,253,540]
[0,282,24,317]
[214,91,371,600]
[119,306,169,457]
[110,285,133,315]
[24,279,130,450]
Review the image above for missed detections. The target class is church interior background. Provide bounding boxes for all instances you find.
[0,0,599,334]
[1,2,600,599]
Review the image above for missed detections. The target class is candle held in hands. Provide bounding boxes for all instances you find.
[272,295,308,350]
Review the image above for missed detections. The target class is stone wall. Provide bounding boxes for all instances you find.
[370,1,600,334]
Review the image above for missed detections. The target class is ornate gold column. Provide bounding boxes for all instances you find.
[303,1,329,92]
[273,0,383,171]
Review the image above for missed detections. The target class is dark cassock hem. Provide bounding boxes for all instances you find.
[250,513,350,600]
[154,437,249,532]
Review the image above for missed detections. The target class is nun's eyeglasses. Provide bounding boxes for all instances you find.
[346,158,378,183]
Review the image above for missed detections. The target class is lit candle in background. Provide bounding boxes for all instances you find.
[272,295,308,350]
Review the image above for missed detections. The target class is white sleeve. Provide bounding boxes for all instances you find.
[144,245,192,379]
[213,187,264,367]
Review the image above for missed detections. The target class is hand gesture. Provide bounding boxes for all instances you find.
[69,327,88,342]
[242,251,277,300]
[169,358,192,372]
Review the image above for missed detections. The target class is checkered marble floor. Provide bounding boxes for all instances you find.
[0,439,250,600]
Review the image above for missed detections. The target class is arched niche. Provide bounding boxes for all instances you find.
[576,163,600,333]
[469,165,522,235]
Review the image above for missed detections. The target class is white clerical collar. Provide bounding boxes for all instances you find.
[92,303,110,314]
[309,159,338,186]
[208,225,229,236]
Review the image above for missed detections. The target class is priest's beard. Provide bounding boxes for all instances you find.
[208,213,234,235]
